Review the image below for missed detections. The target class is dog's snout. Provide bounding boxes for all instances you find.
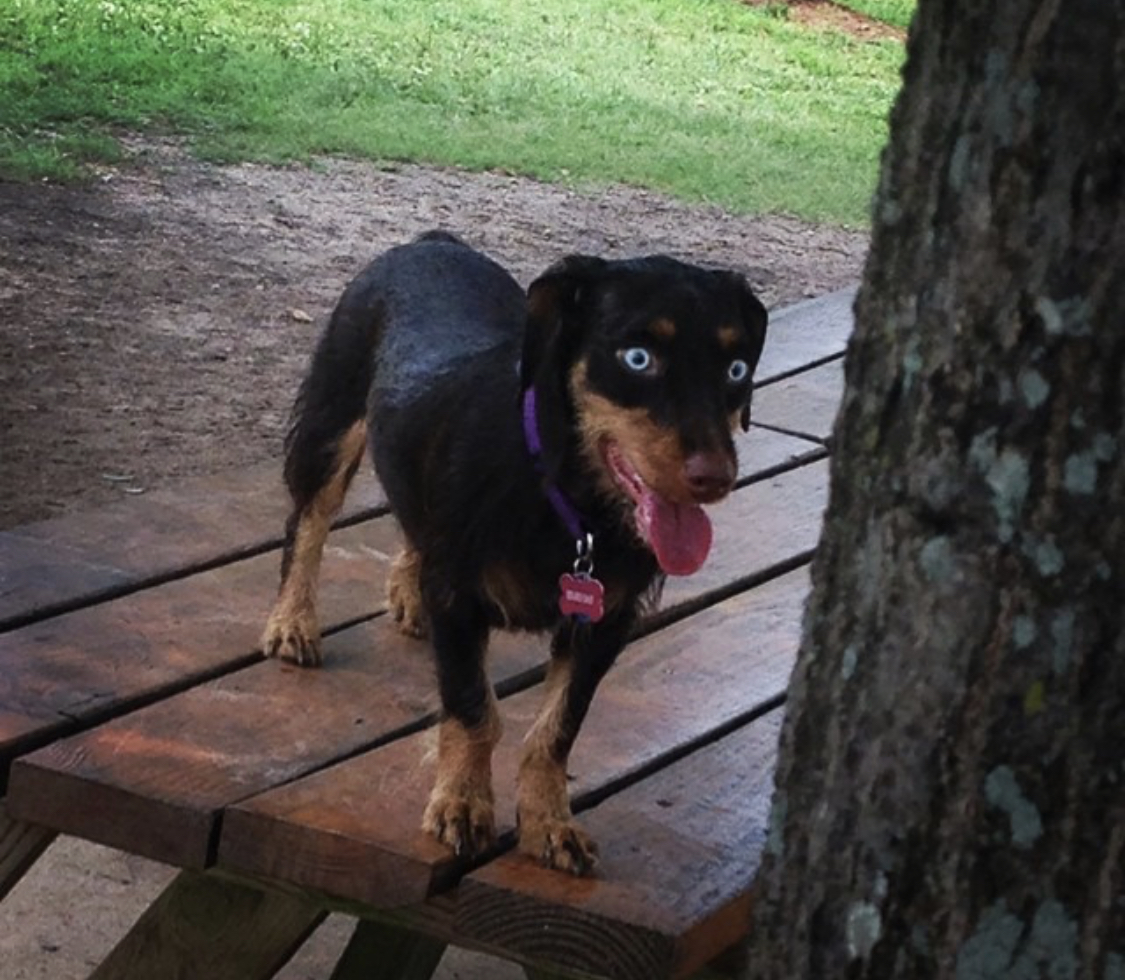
[683,451,735,503]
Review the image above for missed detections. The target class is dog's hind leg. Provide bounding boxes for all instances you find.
[262,418,367,666]
[263,290,381,666]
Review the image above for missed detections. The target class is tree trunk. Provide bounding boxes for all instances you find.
[744,1,1124,978]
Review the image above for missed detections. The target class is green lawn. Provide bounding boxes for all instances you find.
[0,0,907,225]
[837,0,916,30]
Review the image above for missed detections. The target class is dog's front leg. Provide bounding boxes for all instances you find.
[422,598,501,857]
[517,616,632,875]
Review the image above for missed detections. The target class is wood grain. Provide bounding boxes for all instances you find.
[5,616,550,870]
[218,567,808,912]
[0,515,403,773]
[458,714,784,980]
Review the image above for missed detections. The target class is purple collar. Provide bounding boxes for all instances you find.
[522,386,588,542]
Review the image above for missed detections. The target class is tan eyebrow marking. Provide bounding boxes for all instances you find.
[718,324,742,349]
[649,317,677,340]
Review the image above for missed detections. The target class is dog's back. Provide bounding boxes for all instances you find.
[359,232,526,414]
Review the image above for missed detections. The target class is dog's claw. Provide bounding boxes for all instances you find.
[390,603,428,639]
[422,790,496,858]
[519,816,599,876]
[261,609,323,667]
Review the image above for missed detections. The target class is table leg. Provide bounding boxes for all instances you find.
[329,918,447,980]
[0,801,56,902]
[88,870,325,980]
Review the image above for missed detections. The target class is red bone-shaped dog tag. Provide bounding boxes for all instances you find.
[558,572,605,623]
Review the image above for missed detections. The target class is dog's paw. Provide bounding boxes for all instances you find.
[422,787,496,857]
[389,593,428,639]
[518,814,599,876]
[261,606,322,667]
[387,550,428,638]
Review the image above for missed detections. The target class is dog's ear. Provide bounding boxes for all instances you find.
[731,272,769,372]
[520,255,607,393]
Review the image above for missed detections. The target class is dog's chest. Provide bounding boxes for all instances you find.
[479,556,645,632]
[480,561,559,631]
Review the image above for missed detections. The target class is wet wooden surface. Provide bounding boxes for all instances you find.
[0,288,853,980]
[0,465,387,633]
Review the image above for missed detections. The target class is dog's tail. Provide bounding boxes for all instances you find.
[282,229,470,535]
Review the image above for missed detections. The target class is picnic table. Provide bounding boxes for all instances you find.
[0,288,853,980]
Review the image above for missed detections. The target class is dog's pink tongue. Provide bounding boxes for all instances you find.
[637,491,713,576]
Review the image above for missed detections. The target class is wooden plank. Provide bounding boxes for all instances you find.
[732,422,826,483]
[754,287,854,384]
[3,452,822,873]
[0,514,403,782]
[4,446,823,868]
[13,456,823,877]
[0,799,56,901]
[217,566,809,911]
[0,428,811,633]
[5,616,548,871]
[752,359,845,444]
[0,429,811,758]
[0,462,385,632]
[457,714,783,980]
[0,442,822,770]
[88,870,324,980]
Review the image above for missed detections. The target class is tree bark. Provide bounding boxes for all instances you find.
[744,1,1124,977]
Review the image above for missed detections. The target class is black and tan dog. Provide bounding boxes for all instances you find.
[262,231,767,874]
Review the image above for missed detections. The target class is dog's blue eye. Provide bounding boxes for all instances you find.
[728,359,750,384]
[619,347,655,374]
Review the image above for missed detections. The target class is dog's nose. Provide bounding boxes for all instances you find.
[683,451,736,503]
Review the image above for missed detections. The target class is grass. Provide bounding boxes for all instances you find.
[0,0,906,225]
[835,0,916,30]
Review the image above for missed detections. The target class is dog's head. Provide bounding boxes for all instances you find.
[521,254,767,576]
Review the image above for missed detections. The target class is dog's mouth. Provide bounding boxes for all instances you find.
[601,441,713,576]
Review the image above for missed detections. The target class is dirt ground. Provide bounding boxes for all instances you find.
[0,136,868,530]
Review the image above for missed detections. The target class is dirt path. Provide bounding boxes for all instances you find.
[0,138,867,529]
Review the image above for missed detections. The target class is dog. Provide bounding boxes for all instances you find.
[262,230,767,874]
